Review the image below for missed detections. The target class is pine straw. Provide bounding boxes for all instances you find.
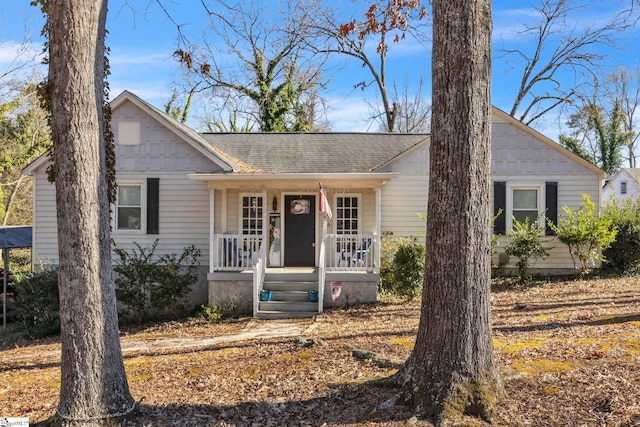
[1,277,639,426]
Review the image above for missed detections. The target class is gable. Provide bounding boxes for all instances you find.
[491,121,596,175]
[376,109,604,178]
[112,100,226,172]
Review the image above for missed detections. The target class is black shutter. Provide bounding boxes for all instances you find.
[545,181,558,236]
[493,181,506,234]
[147,178,160,234]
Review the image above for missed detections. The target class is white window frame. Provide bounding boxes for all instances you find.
[334,193,362,235]
[239,193,264,236]
[113,181,146,233]
[621,181,628,195]
[117,121,141,146]
[506,182,545,231]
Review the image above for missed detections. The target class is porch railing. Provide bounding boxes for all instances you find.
[211,233,377,273]
[212,234,264,271]
[324,233,378,273]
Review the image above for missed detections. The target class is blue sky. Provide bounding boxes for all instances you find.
[1,0,639,138]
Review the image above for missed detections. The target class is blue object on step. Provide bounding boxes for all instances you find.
[308,290,319,302]
[260,290,272,301]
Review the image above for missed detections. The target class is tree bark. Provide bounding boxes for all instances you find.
[47,0,134,424]
[394,0,502,423]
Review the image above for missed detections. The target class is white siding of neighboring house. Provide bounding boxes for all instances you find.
[603,169,640,201]
[378,118,605,273]
[31,100,222,269]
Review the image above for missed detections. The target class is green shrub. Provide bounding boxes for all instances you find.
[377,233,419,296]
[11,268,60,338]
[195,304,222,322]
[8,249,32,275]
[549,194,617,276]
[114,240,201,324]
[601,197,640,274]
[392,241,425,301]
[504,215,550,282]
[194,301,246,322]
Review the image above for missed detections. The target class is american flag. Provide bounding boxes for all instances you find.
[319,184,332,220]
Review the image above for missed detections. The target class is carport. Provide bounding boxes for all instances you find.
[0,226,32,331]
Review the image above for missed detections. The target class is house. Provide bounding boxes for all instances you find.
[23,91,606,319]
[603,168,640,201]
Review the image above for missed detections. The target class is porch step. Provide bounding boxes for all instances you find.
[257,309,318,320]
[270,290,310,302]
[262,281,317,292]
[257,281,320,319]
[257,301,318,320]
[258,301,318,312]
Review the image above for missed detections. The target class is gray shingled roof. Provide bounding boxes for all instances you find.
[0,226,32,249]
[199,133,429,173]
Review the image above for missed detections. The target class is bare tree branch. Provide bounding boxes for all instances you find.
[499,0,640,125]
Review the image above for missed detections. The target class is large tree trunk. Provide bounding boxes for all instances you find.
[47,0,134,423]
[394,0,501,422]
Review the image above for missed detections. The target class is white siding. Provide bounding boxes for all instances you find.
[31,100,219,266]
[377,121,604,272]
[492,173,602,272]
[603,169,640,201]
[381,175,428,238]
[111,171,210,260]
[32,172,58,266]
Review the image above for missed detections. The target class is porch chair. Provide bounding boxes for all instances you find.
[340,237,372,267]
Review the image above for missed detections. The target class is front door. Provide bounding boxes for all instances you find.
[284,195,316,266]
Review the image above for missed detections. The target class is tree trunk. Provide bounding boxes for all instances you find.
[47,1,134,424]
[394,0,502,422]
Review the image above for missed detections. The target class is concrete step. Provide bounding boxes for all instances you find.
[258,300,318,312]
[262,281,318,292]
[270,290,311,302]
[256,310,318,320]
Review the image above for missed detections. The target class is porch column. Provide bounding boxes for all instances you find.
[209,187,215,274]
[262,187,268,251]
[221,189,228,232]
[375,187,382,273]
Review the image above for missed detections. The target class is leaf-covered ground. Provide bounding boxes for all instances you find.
[1,277,639,426]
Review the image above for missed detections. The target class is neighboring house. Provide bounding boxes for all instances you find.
[24,91,606,319]
[603,168,640,201]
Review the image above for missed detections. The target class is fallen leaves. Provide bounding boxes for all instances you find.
[0,276,639,426]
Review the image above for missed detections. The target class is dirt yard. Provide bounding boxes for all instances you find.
[1,277,639,426]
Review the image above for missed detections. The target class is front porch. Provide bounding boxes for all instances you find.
[187,173,393,319]
[208,267,378,319]
[207,234,379,319]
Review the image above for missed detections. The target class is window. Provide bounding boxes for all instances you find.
[117,184,142,230]
[506,183,544,230]
[512,189,539,224]
[621,181,627,195]
[335,195,360,234]
[241,195,263,235]
[494,181,556,236]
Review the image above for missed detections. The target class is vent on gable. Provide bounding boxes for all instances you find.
[117,121,141,145]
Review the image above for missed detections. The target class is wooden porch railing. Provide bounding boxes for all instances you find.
[324,233,378,273]
[212,234,264,271]
[211,233,378,273]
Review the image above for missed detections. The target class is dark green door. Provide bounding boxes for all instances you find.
[284,195,316,266]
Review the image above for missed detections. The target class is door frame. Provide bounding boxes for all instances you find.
[282,192,317,267]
